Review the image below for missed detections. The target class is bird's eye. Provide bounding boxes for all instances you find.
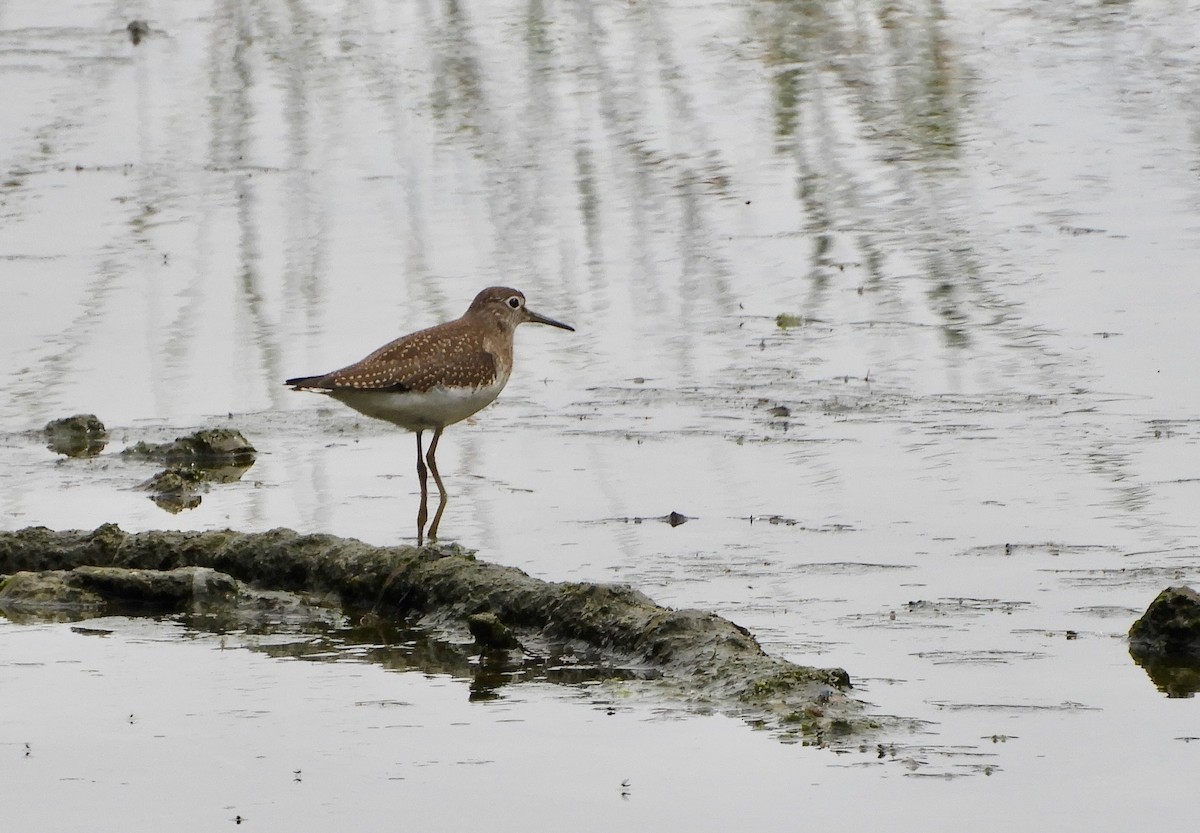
[507,296,522,309]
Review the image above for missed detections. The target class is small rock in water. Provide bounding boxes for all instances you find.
[1129,585,1200,662]
[127,20,150,46]
[124,428,256,513]
[122,428,257,467]
[1128,585,1200,698]
[138,466,207,513]
[44,414,108,457]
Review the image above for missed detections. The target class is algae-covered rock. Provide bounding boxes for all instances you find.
[1129,585,1200,662]
[122,428,257,466]
[71,565,239,606]
[0,565,236,611]
[0,562,345,630]
[125,429,257,512]
[0,524,868,741]
[45,414,108,457]
[139,466,207,513]
[1128,586,1200,698]
[0,570,105,612]
[39,423,255,512]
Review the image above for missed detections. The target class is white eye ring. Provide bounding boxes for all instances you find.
[507,296,522,309]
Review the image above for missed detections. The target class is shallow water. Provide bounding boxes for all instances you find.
[2,0,1199,829]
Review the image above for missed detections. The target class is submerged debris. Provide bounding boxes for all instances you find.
[45,414,108,457]
[126,20,150,46]
[593,511,693,527]
[666,510,689,527]
[0,524,868,741]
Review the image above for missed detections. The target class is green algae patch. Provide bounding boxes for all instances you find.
[745,667,852,701]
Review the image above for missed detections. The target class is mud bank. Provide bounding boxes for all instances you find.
[0,525,870,741]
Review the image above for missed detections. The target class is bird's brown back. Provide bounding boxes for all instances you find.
[289,315,509,393]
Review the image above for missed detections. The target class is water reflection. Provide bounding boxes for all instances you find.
[1130,655,1200,699]
[753,0,982,352]
[225,614,654,701]
[1,0,1050,423]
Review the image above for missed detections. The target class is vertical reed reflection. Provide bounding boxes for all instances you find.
[3,0,1189,532]
[751,0,986,351]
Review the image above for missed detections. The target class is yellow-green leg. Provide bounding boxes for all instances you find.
[426,427,448,541]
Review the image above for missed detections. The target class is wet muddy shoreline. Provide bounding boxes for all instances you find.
[0,524,869,742]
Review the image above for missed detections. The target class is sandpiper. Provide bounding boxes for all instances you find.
[286,287,574,543]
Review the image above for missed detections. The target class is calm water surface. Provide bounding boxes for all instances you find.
[2,1,1199,830]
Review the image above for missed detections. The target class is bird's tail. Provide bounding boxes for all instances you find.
[284,375,328,389]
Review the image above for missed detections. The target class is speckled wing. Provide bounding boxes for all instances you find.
[287,320,500,393]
